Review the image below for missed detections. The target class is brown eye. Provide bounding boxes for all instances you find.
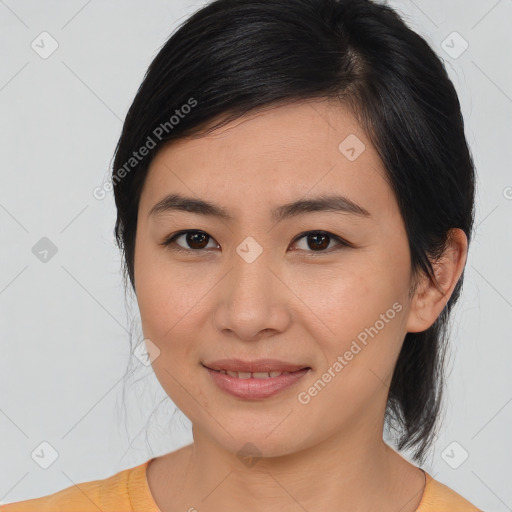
[305,233,330,250]
[161,229,352,255]
[291,231,351,254]
[162,230,218,252]
[183,231,209,249]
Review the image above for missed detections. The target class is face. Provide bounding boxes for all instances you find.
[134,99,417,459]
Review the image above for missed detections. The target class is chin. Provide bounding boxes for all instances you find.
[201,423,312,462]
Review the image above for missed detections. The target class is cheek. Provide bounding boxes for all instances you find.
[292,257,401,338]
[137,276,206,360]
[298,258,409,387]
[134,235,208,339]
[134,253,209,407]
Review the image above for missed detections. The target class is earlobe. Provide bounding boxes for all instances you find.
[405,228,468,333]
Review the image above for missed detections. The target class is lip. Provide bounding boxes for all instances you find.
[202,359,311,400]
[202,358,310,373]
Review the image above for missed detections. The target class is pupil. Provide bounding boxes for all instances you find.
[188,232,208,249]
[309,234,329,251]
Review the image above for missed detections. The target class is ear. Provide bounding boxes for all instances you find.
[406,228,468,333]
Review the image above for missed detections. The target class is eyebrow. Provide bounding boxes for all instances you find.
[148,192,371,222]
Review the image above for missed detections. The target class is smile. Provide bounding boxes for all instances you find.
[203,365,311,400]
[212,369,299,379]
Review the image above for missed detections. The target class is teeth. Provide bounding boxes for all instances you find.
[253,372,272,379]
[220,370,291,379]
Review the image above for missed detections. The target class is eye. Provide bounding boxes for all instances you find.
[161,230,218,252]
[290,230,352,255]
[161,229,353,254]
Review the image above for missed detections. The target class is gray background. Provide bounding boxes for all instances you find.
[0,0,511,510]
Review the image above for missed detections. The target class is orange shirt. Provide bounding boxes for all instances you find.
[1,458,483,511]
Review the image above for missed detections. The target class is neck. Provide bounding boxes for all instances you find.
[170,421,425,512]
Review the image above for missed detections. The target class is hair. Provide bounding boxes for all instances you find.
[111,0,475,465]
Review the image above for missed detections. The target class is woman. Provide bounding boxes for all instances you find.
[2,0,483,510]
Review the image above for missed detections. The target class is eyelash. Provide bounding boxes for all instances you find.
[160,230,354,256]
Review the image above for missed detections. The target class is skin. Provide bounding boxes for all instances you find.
[133,98,468,512]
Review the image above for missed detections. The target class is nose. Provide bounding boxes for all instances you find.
[213,246,291,341]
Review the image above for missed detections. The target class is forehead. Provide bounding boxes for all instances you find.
[140,99,392,221]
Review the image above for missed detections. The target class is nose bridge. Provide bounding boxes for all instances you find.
[231,234,274,304]
[214,234,289,339]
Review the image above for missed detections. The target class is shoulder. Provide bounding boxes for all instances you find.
[417,472,483,512]
[0,460,151,512]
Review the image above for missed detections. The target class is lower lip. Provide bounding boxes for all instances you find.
[204,366,311,400]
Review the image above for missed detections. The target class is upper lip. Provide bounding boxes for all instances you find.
[202,358,310,373]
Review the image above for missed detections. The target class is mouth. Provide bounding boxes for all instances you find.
[201,358,311,375]
[205,368,309,379]
[201,359,312,400]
